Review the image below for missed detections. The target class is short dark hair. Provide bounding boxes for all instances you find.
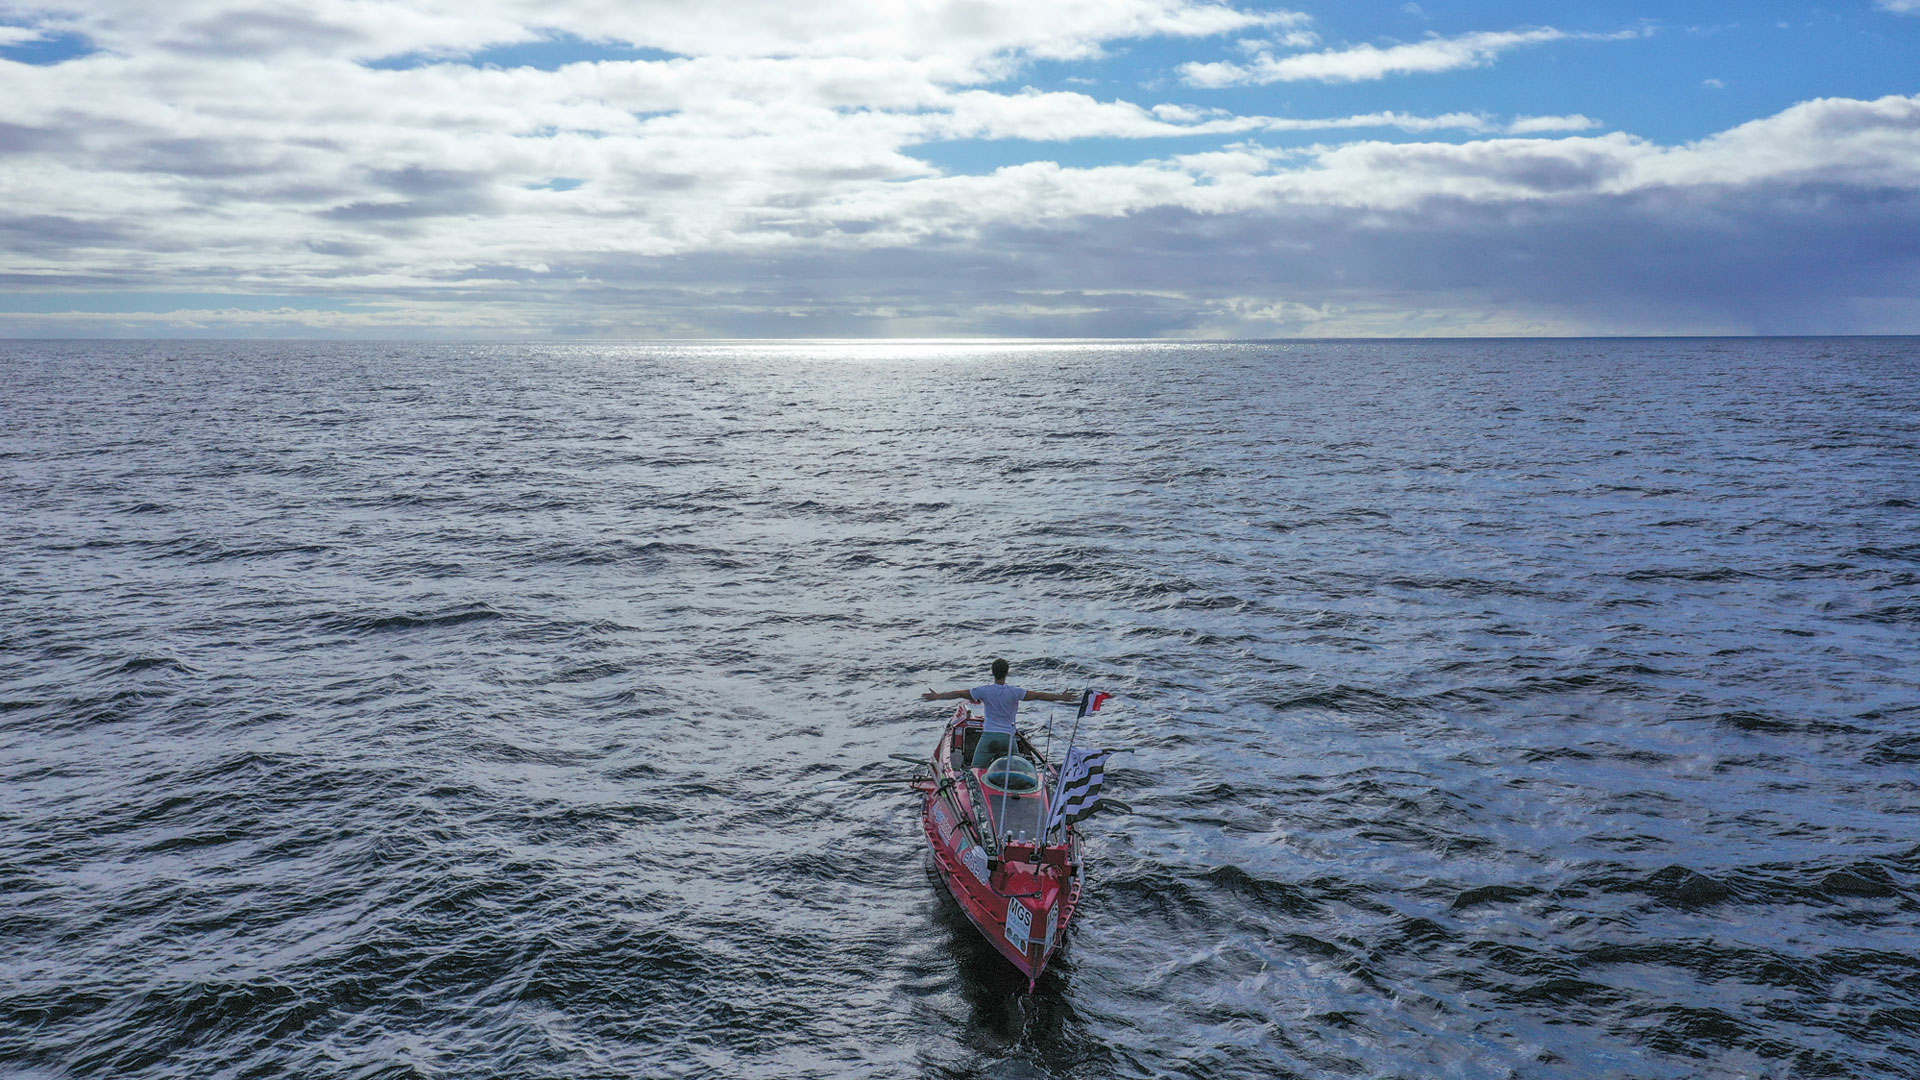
[991,657,1010,680]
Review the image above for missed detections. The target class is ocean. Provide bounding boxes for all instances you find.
[3,337,1917,1079]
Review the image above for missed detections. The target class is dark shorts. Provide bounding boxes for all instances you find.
[970,731,1013,770]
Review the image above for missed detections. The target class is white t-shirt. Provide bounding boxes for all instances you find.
[971,683,1027,735]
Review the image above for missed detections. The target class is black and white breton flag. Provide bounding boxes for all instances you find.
[1046,746,1117,834]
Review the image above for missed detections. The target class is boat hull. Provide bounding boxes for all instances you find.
[917,707,1081,986]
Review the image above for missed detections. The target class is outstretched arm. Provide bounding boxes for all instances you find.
[922,687,974,702]
[1027,689,1081,704]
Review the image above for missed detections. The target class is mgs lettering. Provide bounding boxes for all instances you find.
[1005,900,1033,945]
[962,843,990,884]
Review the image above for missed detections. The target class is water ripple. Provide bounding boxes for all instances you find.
[2,338,1917,1079]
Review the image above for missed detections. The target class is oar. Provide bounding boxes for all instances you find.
[817,775,930,788]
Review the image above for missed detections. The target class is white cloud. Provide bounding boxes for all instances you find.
[0,3,1916,336]
[1877,0,1920,13]
[1642,93,1920,189]
[1259,111,1497,134]
[925,91,1503,141]
[1506,114,1602,134]
[25,0,1299,63]
[1180,26,1640,86]
[1233,24,1319,52]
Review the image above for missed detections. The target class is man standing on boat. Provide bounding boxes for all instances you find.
[923,659,1080,768]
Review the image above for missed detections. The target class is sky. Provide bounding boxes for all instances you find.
[2,1,1919,338]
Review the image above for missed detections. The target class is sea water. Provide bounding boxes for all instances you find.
[2,338,1916,1079]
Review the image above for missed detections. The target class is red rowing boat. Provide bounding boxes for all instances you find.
[914,703,1084,989]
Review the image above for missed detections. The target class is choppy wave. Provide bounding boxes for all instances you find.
[2,337,1917,1079]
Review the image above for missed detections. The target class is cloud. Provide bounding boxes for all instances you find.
[1877,0,1920,13]
[1180,26,1639,86]
[0,3,1916,337]
[0,121,74,152]
[31,0,1298,64]
[11,170,1916,339]
[1506,114,1602,134]
[780,96,1920,231]
[924,90,1510,141]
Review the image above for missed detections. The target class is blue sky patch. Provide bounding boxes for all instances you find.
[0,29,99,66]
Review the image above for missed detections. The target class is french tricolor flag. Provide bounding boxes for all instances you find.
[1077,689,1111,718]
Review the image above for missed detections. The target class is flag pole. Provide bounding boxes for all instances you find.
[1047,690,1091,843]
